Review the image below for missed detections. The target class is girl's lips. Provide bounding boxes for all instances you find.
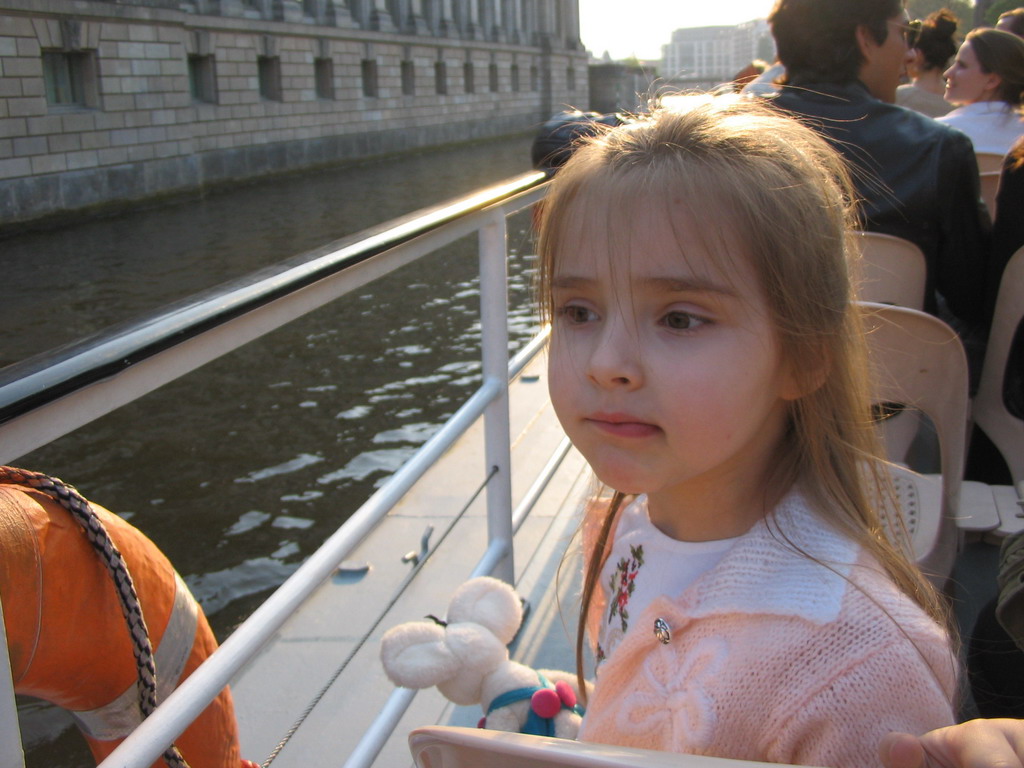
[586,415,660,438]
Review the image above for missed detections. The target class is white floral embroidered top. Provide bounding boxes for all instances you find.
[596,496,738,669]
[579,490,957,768]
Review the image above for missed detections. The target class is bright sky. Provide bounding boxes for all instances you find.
[579,0,777,60]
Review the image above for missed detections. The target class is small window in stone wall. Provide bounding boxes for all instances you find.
[361,59,378,97]
[258,55,282,101]
[567,66,576,92]
[463,62,474,94]
[434,61,447,95]
[488,62,498,92]
[401,60,415,96]
[188,55,218,103]
[315,57,334,99]
[530,65,538,91]
[511,63,520,92]
[42,49,99,109]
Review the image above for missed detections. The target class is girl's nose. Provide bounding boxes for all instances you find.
[586,324,644,390]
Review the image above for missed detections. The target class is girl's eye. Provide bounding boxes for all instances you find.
[558,304,597,324]
[662,311,706,331]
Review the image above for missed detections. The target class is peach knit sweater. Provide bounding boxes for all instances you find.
[578,492,958,768]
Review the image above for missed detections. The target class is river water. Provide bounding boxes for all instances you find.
[1,133,540,766]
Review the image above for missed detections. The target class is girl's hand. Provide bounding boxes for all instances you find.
[880,720,1024,768]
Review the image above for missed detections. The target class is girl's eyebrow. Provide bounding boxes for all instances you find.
[637,276,738,297]
[551,274,736,297]
[550,275,593,290]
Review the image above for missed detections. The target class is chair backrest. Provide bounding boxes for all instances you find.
[861,303,969,580]
[409,726,787,768]
[852,232,927,310]
[980,171,1001,219]
[976,152,1006,173]
[974,246,1024,486]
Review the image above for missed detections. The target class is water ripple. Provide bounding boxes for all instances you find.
[316,447,418,484]
[235,453,324,483]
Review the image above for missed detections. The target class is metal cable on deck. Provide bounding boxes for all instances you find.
[261,463,500,768]
[0,466,189,768]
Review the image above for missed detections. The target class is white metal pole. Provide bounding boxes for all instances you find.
[478,208,514,584]
[0,595,26,768]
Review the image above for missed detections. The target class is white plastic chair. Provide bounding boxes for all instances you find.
[976,152,1006,173]
[861,303,969,586]
[409,726,788,768]
[852,232,927,310]
[973,246,1024,535]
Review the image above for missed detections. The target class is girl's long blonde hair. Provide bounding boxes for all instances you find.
[535,95,952,698]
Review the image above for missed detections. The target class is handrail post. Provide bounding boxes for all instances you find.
[478,208,514,584]
[0,595,25,768]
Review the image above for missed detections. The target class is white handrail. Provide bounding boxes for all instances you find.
[89,183,551,768]
[0,596,26,768]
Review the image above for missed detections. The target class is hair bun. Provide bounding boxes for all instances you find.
[931,9,958,37]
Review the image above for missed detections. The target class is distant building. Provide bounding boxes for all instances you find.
[661,19,773,86]
[588,61,655,113]
[0,0,586,227]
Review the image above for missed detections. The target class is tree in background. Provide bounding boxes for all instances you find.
[984,0,1022,24]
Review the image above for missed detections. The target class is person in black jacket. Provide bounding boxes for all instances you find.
[767,0,990,333]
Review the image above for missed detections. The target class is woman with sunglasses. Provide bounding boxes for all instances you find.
[896,10,957,118]
[939,27,1024,155]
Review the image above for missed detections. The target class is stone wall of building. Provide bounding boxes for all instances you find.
[0,0,586,227]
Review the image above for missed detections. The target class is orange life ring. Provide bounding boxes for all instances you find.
[0,476,250,768]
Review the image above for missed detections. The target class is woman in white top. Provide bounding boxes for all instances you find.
[939,28,1024,155]
[896,10,957,118]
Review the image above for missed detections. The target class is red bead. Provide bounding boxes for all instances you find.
[477,717,487,729]
[555,680,576,709]
[531,688,561,719]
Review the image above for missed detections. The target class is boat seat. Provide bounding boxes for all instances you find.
[976,152,1006,173]
[958,480,1002,534]
[409,726,794,768]
[862,303,969,587]
[990,484,1024,543]
[973,246,1024,486]
[852,232,927,310]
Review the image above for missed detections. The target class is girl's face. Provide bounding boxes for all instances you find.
[547,195,800,541]
[944,42,1001,104]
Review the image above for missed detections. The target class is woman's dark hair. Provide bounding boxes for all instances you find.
[999,8,1024,37]
[966,27,1024,107]
[770,0,903,85]
[915,9,959,71]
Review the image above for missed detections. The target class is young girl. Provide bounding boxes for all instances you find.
[537,96,958,767]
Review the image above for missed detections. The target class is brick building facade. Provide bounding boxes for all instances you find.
[0,0,586,226]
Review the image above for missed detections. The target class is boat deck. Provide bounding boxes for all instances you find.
[231,350,594,767]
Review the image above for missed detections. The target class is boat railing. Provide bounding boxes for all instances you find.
[0,170,557,768]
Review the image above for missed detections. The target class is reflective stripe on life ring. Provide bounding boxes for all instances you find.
[70,572,199,741]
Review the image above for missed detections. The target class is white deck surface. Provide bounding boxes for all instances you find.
[231,350,593,767]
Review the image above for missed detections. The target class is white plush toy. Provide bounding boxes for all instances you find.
[380,576,588,739]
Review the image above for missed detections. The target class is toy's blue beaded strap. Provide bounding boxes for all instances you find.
[486,672,585,737]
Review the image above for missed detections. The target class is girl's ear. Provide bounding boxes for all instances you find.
[780,345,831,401]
